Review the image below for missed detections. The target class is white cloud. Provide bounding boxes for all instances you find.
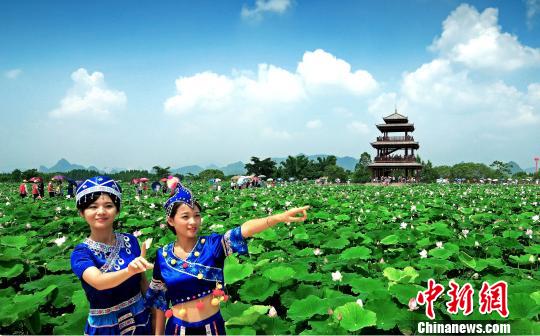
[5,69,22,79]
[430,4,540,71]
[297,49,378,95]
[164,71,234,115]
[526,0,540,29]
[50,68,126,120]
[164,49,376,116]
[306,119,322,129]
[240,63,305,103]
[241,0,291,20]
[347,121,369,134]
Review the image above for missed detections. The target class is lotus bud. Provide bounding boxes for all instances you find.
[408,298,418,311]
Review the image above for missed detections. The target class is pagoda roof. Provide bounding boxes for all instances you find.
[371,141,419,149]
[368,162,423,168]
[376,123,414,131]
[383,110,408,123]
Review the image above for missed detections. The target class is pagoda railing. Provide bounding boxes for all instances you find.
[376,136,414,141]
[374,155,417,163]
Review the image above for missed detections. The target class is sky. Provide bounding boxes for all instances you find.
[1,0,539,172]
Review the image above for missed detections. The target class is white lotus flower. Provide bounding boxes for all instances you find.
[529,255,535,263]
[144,238,153,250]
[150,203,156,209]
[533,215,539,222]
[356,299,363,308]
[436,241,443,249]
[475,241,480,247]
[160,223,166,229]
[144,195,148,199]
[66,195,71,199]
[5,202,10,206]
[472,273,479,279]
[331,271,343,282]
[55,207,62,212]
[54,236,66,246]
[285,201,291,207]
[313,248,322,256]
[214,196,220,201]
[408,298,418,311]
[65,206,71,210]
[135,195,140,201]
[25,223,32,229]
[268,306,278,318]
[133,230,142,237]
[462,229,469,237]
[411,205,416,212]
[419,249,428,259]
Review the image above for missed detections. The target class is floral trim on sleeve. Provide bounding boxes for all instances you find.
[222,226,248,256]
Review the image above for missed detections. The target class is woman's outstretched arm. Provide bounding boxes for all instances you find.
[241,206,309,238]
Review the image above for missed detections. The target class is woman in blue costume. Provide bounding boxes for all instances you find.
[146,184,309,335]
[70,176,153,335]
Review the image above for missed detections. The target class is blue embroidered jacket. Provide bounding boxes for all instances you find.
[70,232,143,310]
[145,226,248,311]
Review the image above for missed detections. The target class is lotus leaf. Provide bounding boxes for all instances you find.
[333,302,377,332]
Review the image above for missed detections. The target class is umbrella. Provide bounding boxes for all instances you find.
[52,175,65,181]
[29,177,42,182]
[231,176,241,182]
[267,178,274,182]
[131,178,140,184]
[167,176,180,189]
[139,177,149,183]
[160,177,168,182]
[276,178,283,182]
[258,175,266,178]
[215,178,221,182]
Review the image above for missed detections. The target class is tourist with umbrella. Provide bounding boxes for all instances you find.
[145,184,310,335]
[18,180,28,198]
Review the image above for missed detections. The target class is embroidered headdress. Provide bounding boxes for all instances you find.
[164,184,198,217]
[76,176,122,209]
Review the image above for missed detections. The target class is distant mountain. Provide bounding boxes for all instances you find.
[39,158,86,173]
[507,161,523,174]
[220,161,246,176]
[172,165,204,175]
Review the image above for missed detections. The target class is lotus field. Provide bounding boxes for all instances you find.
[0,182,538,334]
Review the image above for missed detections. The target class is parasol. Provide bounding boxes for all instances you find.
[167,176,180,189]
[139,177,149,183]
[29,177,43,183]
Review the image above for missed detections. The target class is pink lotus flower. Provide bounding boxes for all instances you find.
[133,230,142,237]
[268,306,278,318]
[313,248,322,256]
[408,298,418,311]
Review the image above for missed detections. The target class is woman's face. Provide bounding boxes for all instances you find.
[167,203,201,239]
[81,194,118,231]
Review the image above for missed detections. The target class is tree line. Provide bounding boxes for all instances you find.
[0,156,537,183]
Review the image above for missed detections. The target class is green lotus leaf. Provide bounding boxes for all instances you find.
[22,274,79,308]
[281,284,321,307]
[380,234,399,245]
[305,319,348,335]
[53,289,89,335]
[531,291,540,305]
[226,305,269,326]
[339,246,372,260]
[45,258,71,272]
[388,283,424,305]
[458,251,476,269]
[287,295,328,321]
[238,277,278,302]
[0,262,24,279]
[262,266,295,283]
[383,266,419,283]
[365,299,403,331]
[224,254,254,284]
[321,237,349,249]
[0,235,28,248]
[346,277,386,294]
[226,326,257,335]
[333,302,377,332]
[429,247,454,259]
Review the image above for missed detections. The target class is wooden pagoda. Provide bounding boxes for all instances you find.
[368,110,422,181]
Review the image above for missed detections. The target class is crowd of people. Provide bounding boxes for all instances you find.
[18,179,76,200]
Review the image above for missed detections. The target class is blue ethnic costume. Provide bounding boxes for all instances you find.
[145,184,249,335]
[70,176,151,335]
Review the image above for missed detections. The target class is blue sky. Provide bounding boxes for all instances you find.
[1,0,539,171]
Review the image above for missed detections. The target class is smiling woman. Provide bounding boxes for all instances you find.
[145,184,309,335]
[70,176,153,335]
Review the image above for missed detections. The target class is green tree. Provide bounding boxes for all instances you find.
[352,152,372,183]
[198,169,225,181]
[489,160,511,178]
[22,169,39,180]
[323,165,348,181]
[11,169,22,182]
[281,154,311,179]
[152,165,171,178]
[419,160,439,183]
[245,157,276,177]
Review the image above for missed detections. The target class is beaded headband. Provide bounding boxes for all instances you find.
[76,176,122,206]
[164,184,196,217]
